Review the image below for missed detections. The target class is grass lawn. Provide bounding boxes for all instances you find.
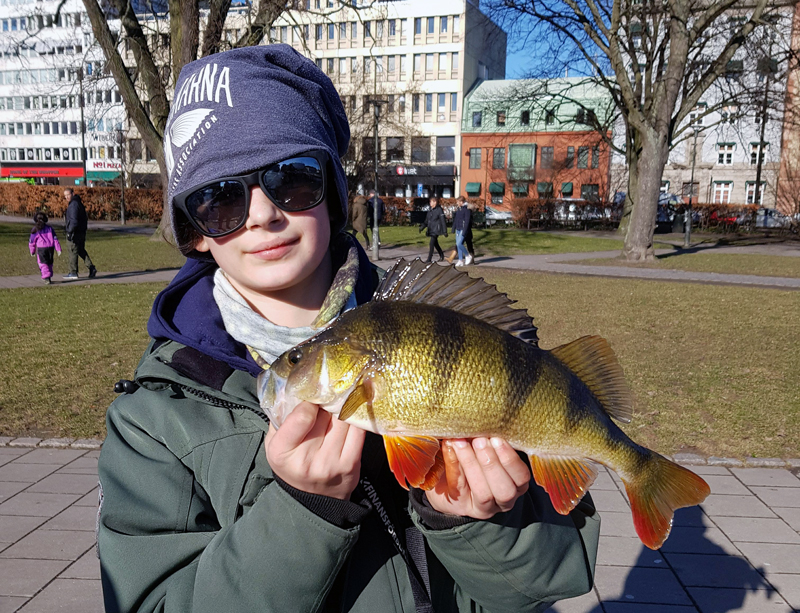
[579,251,800,279]
[1,269,798,460]
[376,225,624,255]
[0,222,186,277]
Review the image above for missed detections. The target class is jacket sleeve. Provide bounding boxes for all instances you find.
[65,203,75,235]
[53,230,62,253]
[411,487,600,613]
[29,233,36,255]
[98,395,363,613]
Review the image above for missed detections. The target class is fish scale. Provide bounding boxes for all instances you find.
[262,258,711,550]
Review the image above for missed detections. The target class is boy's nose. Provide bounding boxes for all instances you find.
[245,186,284,229]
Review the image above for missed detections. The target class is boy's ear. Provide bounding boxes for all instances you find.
[194,236,211,253]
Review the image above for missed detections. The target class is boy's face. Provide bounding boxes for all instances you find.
[194,185,331,299]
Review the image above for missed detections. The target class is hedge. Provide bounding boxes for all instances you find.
[0,184,164,221]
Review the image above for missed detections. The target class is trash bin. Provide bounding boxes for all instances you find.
[672,212,685,233]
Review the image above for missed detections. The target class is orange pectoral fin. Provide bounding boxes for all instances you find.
[383,435,441,490]
[529,455,599,515]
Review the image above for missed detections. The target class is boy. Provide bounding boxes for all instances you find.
[97,45,599,613]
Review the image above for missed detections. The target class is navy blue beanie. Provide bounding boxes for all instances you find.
[164,44,351,258]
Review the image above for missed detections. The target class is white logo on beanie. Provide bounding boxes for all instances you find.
[165,109,213,176]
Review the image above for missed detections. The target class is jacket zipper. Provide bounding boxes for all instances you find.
[175,383,272,426]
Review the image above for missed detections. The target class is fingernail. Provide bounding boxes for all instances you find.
[452,440,469,449]
[490,437,504,449]
[473,437,487,450]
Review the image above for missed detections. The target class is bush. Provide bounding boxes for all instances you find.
[0,184,163,221]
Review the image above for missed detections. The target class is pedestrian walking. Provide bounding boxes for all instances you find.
[63,188,97,280]
[350,193,370,248]
[452,196,473,266]
[464,200,477,262]
[419,196,447,262]
[96,45,598,613]
[28,212,61,284]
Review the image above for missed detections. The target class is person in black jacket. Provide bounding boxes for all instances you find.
[63,188,96,280]
[419,196,447,262]
[451,196,473,266]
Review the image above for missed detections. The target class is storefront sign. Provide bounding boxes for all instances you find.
[1,165,84,178]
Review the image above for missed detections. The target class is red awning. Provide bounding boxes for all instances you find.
[1,166,84,178]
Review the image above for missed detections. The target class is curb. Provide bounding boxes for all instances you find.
[1,437,799,468]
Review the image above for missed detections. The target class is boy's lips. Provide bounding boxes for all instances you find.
[248,237,299,259]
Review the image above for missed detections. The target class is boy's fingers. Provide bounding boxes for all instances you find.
[489,438,532,490]
[272,402,321,451]
[451,440,493,506]
[340,423,366,467]
[472,439,525,510]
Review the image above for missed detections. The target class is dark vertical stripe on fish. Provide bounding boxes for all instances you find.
[500,334,541,431]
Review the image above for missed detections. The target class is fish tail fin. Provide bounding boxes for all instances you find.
[622,453,710,550]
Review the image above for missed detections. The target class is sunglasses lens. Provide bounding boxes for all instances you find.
[261,156,324,211]
[185,181,247,235]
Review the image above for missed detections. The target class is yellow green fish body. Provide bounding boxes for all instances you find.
[262,259,710,549]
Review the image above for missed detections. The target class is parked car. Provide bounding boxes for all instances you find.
[484,206,513,226]
[755,207,792,228]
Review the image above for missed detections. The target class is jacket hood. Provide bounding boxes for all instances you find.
[148,240,379,377]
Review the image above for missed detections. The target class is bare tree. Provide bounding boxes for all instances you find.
[487,0,792,260]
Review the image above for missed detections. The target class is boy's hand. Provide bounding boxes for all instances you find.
[265,402,365,501]
[425,438,530,519]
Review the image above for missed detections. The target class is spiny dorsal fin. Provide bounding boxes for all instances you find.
[374,258,538,346]
[550,335,633,423]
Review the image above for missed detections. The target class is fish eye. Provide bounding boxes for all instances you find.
[287,349,303,365]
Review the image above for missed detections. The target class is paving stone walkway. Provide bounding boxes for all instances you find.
[1,444,798,612]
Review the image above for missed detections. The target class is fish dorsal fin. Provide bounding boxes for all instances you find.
[550,336,633,424]
[374,258,539,346]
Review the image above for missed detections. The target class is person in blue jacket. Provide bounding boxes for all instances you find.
[96,45,599,613]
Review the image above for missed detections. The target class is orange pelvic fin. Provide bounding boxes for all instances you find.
[383,434,441,490]
[530,455,599,514]
[622,455,711,550]
[550,336,633,424]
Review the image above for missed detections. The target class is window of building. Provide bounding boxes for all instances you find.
[541,146,553,169]
[453,15,460,33]
[364,22,371,38]
[315,24,323,40]
[412,136,430,162]
[351,57,358,73]
[425,54,434,71]
[441,16,448,33]
[436,136,455,162]
[508,144,535,178]
[472,111,482,127]
[340,22,347,39]
[750,143,767,165]
[438,53,447,71]
[497,110,506,126]
[427,17,434,34]
[414,17,421,35]
[469,147,481,169]
[577,146,589,168]
[352,22,358,38]
[364,57,372,73]
[425,93,433,113]
[689,103,706,127]
[327,58,334,74]
[493,148,505,169]
[521,110,530,125]
[387,137,404,162]
[340,58,347,74]
[575,108,596,125]
[388,19,396,36]
[566,146,574,168]
[328,23,335,39]
[375,56,383,75]
[545,109,555,125]
[581,184,600,201]
[451,52,459,71]
[746,182,765,204]
[592,146,599,169]
[400,55,407,73]
[413,54,421,72]
[450,93,457,112]
[376,20,384,38]
[682,181,699,198]
[713,182,732,203]
[717,143,734,165]
[388,56,396,73]
[412,94,420,113]
[361,136,378,161]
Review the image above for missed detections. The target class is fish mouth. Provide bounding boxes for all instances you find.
[258,369,295,427]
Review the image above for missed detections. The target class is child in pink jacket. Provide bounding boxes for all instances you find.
[29,212,62,284]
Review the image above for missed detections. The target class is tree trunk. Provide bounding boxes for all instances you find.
[623,132,669,261]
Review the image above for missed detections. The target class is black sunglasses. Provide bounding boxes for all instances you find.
[173,150,330,238]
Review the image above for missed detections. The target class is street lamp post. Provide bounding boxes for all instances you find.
[371,97,387,261]
[115,128,126,225]
[684,126,700,249]
[78,68,88,186]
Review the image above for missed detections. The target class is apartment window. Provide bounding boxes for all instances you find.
[340,58,347,74]
[746,182,765,204]
[362,137,378,161]
[364,22,371,38]
[328,23,335,39]
[387,137,404,162]
[493,148,505,169]
[414,54,421,72]
[399,95,406,112]
[352,22,357,38]
[472,111,482,127]
[315,58,323,69]
[497,110,506,126]
[412,94,420,113]
[682,182,699,198]
[388,56,396,73]
[436,136,455,162]
[400,56,407,73]
[713,182,732,203]
[592,146,599,169]
[717,143,734,165]
[566,146,574,168]
[441,16,448,33]
[452,52,459,71]
[401,19,408,37]
[450,93,457,112]
[545,109,555,125]
[388,19,396,36]
[578,146,589,168]
[327,58,334,74]
[425,94,433,113]
[340,22,347,39]
[414,18,421,35]
[315,24,323,40]
[364,57,372,73]
[453,15,460,33]
[281,26,288,43]
[469,148,481,169]
[541,146,554,169]
[581,184,600,202]
[750,143,767,165]
[351,57,358,73]
[427,17,434,34]
[439,54,447,71]
[438,93,446,111]
[376,20,384,38]
[689,104,706,127]
[375,56,384,75]
[349,95,356,115]
[425,54,434,71]
[508,144,535,178]
[521,110,530,125]
[412,136,430,162]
